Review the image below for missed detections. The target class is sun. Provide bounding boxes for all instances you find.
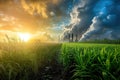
[17,33,31,42]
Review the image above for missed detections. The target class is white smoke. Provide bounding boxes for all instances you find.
[62,0,120,41]
[61,0,94,41]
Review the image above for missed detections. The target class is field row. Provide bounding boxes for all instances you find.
[61,43,120,80]
[0,43,120,80]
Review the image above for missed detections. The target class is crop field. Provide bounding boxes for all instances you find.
[0,42,62,80]
[0,42,120,80]
[61,43,120,80]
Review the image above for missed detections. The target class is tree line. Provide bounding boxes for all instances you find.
[80,39,120,44]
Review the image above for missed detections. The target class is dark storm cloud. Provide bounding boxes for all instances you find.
[61,0,99,41]
[62,0,120,41]
[80,0,120,41]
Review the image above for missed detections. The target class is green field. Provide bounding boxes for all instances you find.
[61,43,120,80]
[0,42,120,80]
[0,42,62,80]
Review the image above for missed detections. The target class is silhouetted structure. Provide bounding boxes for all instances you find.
[72,33,73,42]
[68,33,70,41]
[67,33,78,42]
[75,34,78,42]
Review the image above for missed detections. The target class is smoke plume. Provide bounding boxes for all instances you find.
[62,0,120,41]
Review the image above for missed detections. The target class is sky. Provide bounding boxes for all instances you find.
[0,0,120,41]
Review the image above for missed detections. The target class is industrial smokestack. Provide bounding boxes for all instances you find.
[68,33,70,42]
[72,33,73,42]
[75,34,78,42]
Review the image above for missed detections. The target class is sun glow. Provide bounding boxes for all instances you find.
[18,33,31,42]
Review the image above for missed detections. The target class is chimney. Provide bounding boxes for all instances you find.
[68,33,70,42]
[75,34,78,42]
[72,33,73,42]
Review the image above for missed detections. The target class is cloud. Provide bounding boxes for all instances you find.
[0,12,19,31]
[61,0,98,40]
[0,0,77,41]
[61,0,120,41]
[1,15,16,22]
[2,0,120,41]
[21,0,63,18]
[80,0,120,41]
